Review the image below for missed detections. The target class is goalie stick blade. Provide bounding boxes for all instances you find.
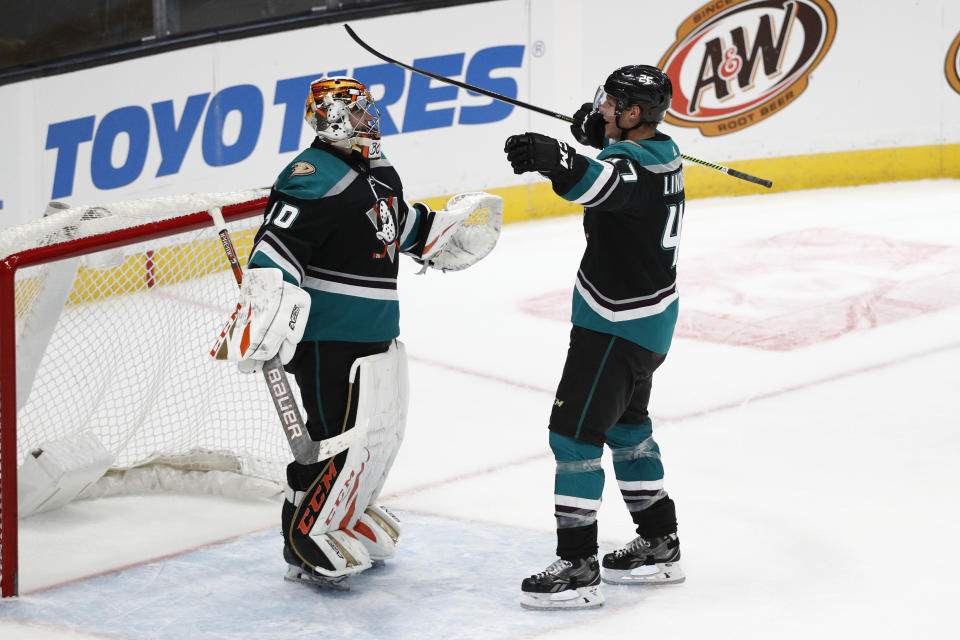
[284,565,351,591]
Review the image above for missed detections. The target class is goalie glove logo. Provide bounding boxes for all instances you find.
[365,197,399,262]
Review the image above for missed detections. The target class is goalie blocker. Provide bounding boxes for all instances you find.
[211,267,311,374]
[282,341,408,588]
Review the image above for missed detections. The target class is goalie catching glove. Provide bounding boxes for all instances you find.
[413,191,503,272]
[210,267,311,373]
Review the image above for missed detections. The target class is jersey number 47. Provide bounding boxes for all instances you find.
[661,202,684,268]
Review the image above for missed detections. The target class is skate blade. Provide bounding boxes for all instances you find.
[602,561,685,585]
[284,566,351,591]
[520,585,604,610]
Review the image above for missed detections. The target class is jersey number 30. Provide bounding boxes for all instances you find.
[661,202,684,267]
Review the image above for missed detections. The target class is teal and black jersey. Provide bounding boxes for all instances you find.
[547,132,684,354]
[247,139,425,342]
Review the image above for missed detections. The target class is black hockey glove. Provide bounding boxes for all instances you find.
[570,102,605,149]
[504,133,576,175]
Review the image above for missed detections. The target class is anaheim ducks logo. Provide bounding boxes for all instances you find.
[365,197,399,262]
[947,30,960,95]
[290,161,315,176]
[658,0,837,136]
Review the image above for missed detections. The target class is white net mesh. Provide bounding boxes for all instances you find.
[2,189,295,493]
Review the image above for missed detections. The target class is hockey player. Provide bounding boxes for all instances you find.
[504,65,685,610]
[218,77,502,589]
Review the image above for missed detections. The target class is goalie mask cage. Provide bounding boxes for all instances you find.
[0,190,297,597]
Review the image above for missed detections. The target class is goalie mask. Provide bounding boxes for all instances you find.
[305,77,381,156]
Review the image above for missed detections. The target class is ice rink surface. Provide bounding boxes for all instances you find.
[2,180,958,639]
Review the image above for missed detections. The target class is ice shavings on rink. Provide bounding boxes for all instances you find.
[0,512,661,640]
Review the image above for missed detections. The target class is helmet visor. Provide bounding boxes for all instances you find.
[592,86,608,111]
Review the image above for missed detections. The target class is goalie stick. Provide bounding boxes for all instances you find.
[208,207,363,465]
[343,24,773,189]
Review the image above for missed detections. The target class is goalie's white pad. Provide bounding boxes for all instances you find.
[352,504,402,561]
[311,341,407,532]
[284,342,407,578]
[289,526,373,579]
[283,445,375,580]
[420,192,503,271]
[348,340,408,509]
[210,267,310,373]
[315,529,373,576]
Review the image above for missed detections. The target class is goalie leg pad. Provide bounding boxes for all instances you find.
[282,449,374,579]
[282,529,371,586]
[345,340,409,513]
[282,341,408,577]
[352,504,402,561]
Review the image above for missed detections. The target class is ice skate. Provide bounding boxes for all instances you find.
[520,556,604,610]
[283,564,351,591]
[601,533,685,585]
[282,545,352,591]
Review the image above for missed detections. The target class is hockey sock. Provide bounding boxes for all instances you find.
[550,432,604,559]
[607,420,668,516]
[632,495,678,539]
[557,522,599,561]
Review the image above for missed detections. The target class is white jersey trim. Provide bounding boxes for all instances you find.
[320,168,359,199]
[616,479,665,491]
[249,234,304,285]
[303,274,399,301]
[571,160,617,205]
[574,278,678,321]
[554,495,603,510]
[640,157,683,174]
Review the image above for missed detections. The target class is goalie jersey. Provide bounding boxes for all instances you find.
[549,133,684,354]
[247,139,425,342]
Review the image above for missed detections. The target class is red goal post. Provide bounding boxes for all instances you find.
[0,190,294,597]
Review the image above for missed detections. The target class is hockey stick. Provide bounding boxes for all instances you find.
[344,24,773,189]
[208,208,362,464]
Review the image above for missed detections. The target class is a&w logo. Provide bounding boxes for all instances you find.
[947,30,960,95]
[658,0,837,136]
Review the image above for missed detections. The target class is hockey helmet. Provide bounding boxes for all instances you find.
[305,76,381,149]
[594,65,672,125]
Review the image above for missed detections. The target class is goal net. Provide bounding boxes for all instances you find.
[0,190,297,597]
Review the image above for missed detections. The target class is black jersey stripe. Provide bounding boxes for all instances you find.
[576,271,676,312]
